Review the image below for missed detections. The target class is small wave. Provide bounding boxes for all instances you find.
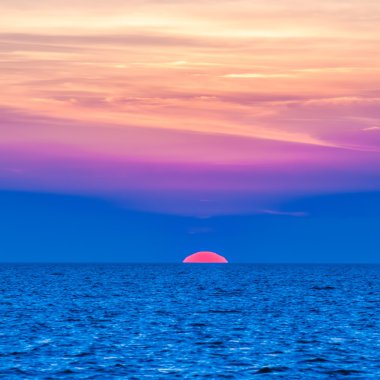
[302,357,329,363]
[255,366,289,374]
[72,352,91,357]
[207,310,241,314]
[7,368,29,375]
[57,369,77,375]
[326,369,362,376]
[311,285,336,290]
[0,351,24,357]
[296,339,319,344]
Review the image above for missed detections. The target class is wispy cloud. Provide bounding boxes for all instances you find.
[221,73,295,78]
[257,210,308,217]
[1,0,380,214]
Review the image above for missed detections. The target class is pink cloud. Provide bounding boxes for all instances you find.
[1,136,379,215]
[1,0,380,215]
[257,210,308,217]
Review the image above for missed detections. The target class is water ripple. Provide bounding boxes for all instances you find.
[0,263,379,378]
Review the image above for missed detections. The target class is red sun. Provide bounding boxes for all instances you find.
[183,251,228,263]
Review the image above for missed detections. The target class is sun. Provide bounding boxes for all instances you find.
[183,251,228,263]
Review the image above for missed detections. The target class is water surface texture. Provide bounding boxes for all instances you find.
[1,264,379,378]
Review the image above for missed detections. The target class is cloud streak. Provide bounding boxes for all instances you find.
[1,0,380,214]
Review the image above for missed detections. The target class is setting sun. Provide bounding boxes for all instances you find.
[183,251,228,263]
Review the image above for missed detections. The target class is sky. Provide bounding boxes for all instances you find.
[1,0,380,262]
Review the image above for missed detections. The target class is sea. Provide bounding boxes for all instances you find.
[0,264,379,379]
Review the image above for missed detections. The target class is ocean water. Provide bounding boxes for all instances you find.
[0,264,379,379]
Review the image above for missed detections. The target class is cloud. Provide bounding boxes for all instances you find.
[0,32,214,49]
[1,0,380,216]
[221,73,295,79]
[257,209,308,217]
[1,136,380,215]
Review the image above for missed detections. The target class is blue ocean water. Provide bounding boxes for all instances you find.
[0,264,379,379]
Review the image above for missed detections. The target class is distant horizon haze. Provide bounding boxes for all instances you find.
[1,190,379,263]
[1,0,380,262]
